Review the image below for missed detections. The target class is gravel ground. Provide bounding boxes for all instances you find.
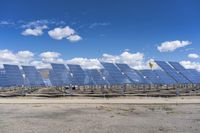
[0,103,199,133]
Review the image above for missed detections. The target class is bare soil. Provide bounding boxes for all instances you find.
[0,97,199,133]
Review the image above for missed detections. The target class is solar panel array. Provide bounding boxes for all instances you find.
[67,64,86,85]
[168,62,200,84]
[0,69,9,87]
[100,69,117,85]
[22,66,45,87]
[140,70,161,84]
[155,61,191,84]
[85,69,108,85]
[49,63,72,86]
[154,70,177,84]
[116,63,146,84]
[0,61,200,87]
[139,70,176,84]
[4,64,24,87]
[187,69,200,77]
[100,62,131,85]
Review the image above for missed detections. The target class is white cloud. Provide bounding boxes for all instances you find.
[66,58,101,69]
[17,51,34,58]
[40,51,61,59]
[0,50,62,69]
[21,20,49,28]
[30,60,51,69]
[22,25,48,36]
[0,49,18,63]
[65,51,148,70]
[21,19,66,29]
[0,21,10,25]
[48,26,75,40]
[0,49,150,70]
[67,35,82,42]
[101,51,147,69]
[48,26,82,42]
[0,21,15,26]
[157,40,192,52]
[180,61,200,71]
[89,22,110,29]
[188,53,199,59]
[39,51,64,63]
[0,49,34,67]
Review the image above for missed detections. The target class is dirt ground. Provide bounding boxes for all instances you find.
[0,97,199,133]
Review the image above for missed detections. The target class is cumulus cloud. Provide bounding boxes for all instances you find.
[157,40,192,52]
[67,35,82,42]
[48,26,75,40]
[30,60,51,69]
[188,53,199,59]
[17,51,34,58]
[48,26,82,42]
[66,58,101,69]
[180,61,200,71]
[40,51,61,59]
[0,49,150,70]
[22,25,48,36]
[0,49,34,67]
[64,51,148,69]
[0,50,60,69]
[101,51,147,69]
[39,51,64,63]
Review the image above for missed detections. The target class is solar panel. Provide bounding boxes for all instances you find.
[49,63,72,86]
[67,64,86,85]
[100,62,131,84]
[186,69,200,83]
[22,66,45,87]
[3,64,24,86]
[49,70,61,86]
[0,69,9,87]
[187,69,200,76]
[168,62,200,83]
[100,69,117,85]
[155,61,190,84]
[154,70,177,84]
[116,63,147,84]
[139,70,161,84]
[83,70,95,85]
[85,69,108,85]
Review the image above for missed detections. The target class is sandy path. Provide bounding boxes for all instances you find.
[0,96,199,104]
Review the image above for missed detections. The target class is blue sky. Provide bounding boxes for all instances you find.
[0,0,200,69]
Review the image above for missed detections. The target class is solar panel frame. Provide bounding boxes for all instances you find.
[100,62,131,85]
[99,69,117,85]
[154,70,177,84]
[50,63,72,86]
[116,63,147,84]
[187,69,200,77]
[85,69,108,85]
[22,66,45,87]
[0,69,9,87]
[168,62,200,83]
[3,64,24,87]
[139,70,162,84]
[155,61,191,84]
[67,64,87,85]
